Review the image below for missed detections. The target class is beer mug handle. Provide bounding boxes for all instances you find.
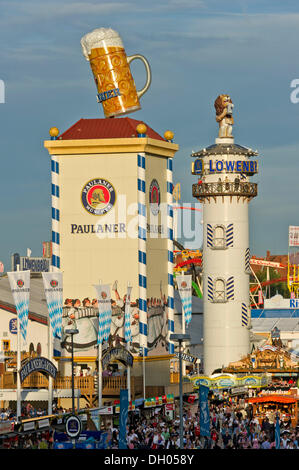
[127,54,152,99]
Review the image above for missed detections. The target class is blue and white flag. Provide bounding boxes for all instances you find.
[94,284,112,344]
[275,414,281,449]
[8,271,30,342]
[42,272,63,339]
[124,285,132,343]
[177,275,192,327]
[199,385,210,437]
[119,389,129,449]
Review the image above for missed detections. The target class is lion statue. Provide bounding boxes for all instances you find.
[214,94,234,138]
[90,188,106,207]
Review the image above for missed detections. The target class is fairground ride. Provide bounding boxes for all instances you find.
[172,183,295,304]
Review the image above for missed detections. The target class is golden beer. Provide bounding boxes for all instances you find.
[81,29,151,118]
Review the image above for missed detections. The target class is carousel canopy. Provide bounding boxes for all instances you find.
[248,395,297,404]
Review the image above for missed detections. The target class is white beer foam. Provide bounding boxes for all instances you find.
[81,28,124,60]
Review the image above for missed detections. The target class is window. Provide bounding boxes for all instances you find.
[213,278,226,302]
[2,340,10,351]
[213,225,226,249]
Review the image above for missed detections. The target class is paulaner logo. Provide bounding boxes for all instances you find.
[81,178,116,216]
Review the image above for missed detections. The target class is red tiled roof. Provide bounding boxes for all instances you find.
[59,118,165,141]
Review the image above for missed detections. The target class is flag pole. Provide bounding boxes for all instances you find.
[17,306,21,421]
[48,266,53,416]
[16,264,21,421]
[181,273,186,376]
[126,282,131,404]
[98,280,103,408]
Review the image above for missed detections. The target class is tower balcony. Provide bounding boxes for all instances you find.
[192,181,257,201]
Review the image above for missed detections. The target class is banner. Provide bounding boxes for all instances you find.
[176,275,192,326]
[42,272,63,339]
[199,385,210,437]
[97,431,112,449]
[275,414,280,449]
[53,442,74,449]
[258,290,263,305]
[119,389,128,449]
[289,226,299,247]
[75,441,95,449]
[7,271,30,342]
[94,284,112,344]
[124,285,133,343]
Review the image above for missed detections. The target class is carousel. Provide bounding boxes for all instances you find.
[222,328,299,377]
[222,328,299,427]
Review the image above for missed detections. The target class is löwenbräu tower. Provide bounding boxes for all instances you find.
[191,95,258,375]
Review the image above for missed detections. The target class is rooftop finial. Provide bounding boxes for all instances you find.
[214,94,234,139]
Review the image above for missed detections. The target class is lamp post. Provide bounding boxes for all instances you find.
[65,329,79,414]
[170,333,191,449]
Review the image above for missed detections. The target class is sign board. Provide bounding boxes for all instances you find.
[19,357,58,383]
[289,226,299,247]
[264,295,299,309]
[165,403,175,411]
[230,387,248,395]
[251,258,283,269]
[102,346,134,369]
[38,419,50,429]
[175,351,197,364]
[24,421,36,432]
[115,402,135,414]
[192,159,258,175]
[20,257,51,273]
[65,415,82,439]
[98,406,113,415]
[144,394,174,408]
[9,318,17,335]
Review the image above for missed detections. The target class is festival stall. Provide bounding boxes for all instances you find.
[246,395,298,427]
[142,394,175,420]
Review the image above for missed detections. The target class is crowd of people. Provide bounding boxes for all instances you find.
[108,399,299,450]
[0,396,298,449]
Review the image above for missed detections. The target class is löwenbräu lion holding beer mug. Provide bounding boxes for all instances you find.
[81,28,152,118]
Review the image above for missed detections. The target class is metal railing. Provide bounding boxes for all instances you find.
[192,181,258,199]
[0,372,144,399]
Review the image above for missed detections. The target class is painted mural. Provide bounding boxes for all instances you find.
[60,281,168,354]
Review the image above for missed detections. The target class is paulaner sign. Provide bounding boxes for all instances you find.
[102,346,134,368]
[19,357,58,383]
[71,223,126,234]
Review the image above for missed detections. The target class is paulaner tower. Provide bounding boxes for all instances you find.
[191,95,259,375]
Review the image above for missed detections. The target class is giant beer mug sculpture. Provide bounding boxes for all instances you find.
[81,28,152,118]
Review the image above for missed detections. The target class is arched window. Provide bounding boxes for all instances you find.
[214,278,226,302]
[213,225,226,249]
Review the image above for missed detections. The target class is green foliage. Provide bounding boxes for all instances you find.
[250,267,290,299]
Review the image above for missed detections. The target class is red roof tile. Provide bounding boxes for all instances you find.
[59,118,165,141]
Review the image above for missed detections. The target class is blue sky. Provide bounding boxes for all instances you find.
[0,0,299,269]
